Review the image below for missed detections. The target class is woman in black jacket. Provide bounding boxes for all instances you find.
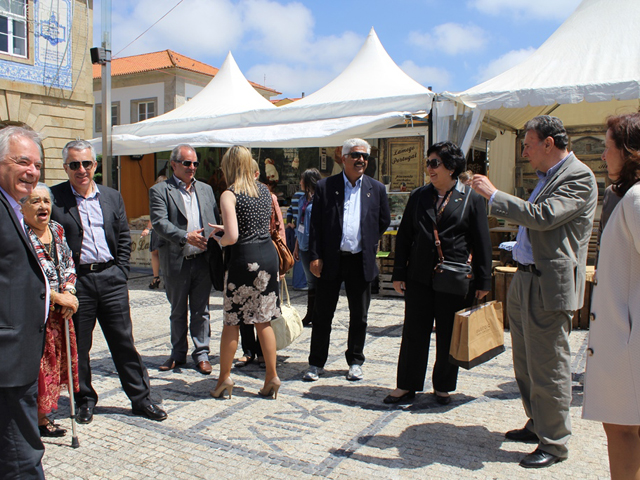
[384,141,492,405]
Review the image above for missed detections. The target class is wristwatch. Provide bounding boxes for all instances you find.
[65,286,77,295]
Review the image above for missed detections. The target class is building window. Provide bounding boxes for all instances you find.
[138,101,155,121]
[0,0,27,57]
[94,102,120,133]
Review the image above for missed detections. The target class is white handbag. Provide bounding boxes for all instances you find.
[272,281,303,350]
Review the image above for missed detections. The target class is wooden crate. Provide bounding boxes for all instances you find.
[378,273,403,297]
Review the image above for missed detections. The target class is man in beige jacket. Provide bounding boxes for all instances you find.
[472,116,597,469]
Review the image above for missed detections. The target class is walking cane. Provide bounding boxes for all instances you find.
[64,316,79,448]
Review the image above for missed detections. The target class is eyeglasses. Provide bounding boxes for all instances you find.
[426,158,443,169]
[65,160,94,171]
[174,160,200,168]
[349,152,370,161]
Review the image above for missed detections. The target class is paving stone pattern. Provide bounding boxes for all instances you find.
[42,273,611,479]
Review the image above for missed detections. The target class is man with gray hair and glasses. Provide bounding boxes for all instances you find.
[0,125,48,479]
[150,144,219,375]
[51,140,167,424]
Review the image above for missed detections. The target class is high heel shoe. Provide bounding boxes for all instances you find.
[258,377,281,399]
[210,378,234,399]
[149,276,161,289]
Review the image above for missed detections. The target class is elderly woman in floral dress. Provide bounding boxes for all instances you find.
[20,183,79,437]
[209,146,281,400]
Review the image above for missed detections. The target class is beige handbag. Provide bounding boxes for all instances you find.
[271,281,303,350]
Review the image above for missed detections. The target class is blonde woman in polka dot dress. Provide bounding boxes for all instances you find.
[209,146,282,399]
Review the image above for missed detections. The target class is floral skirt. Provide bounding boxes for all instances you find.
[223,240,281,326]
[38,309,79,414]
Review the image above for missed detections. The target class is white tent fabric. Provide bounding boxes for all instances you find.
[442,0,640,131]
[112,52,276,138]
[98,28,434,155]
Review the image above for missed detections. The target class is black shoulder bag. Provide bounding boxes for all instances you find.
[431,187,473,297]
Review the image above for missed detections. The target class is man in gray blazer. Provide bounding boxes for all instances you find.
[150,144,219,375]
[472,116,597,469]
[0,126,47,479]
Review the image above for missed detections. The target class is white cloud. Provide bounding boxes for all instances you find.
[468,0,582,19]
[400,61,452,91]
[408,23,488,55]
[476,47,535,82]
[109,0,244,58]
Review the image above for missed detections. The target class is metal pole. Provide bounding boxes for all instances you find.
[101,0,113,188]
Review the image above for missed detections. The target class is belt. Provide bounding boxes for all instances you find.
[184,252,204,260]
[78,260,115,274]
[516,262,540,276]
[340,251,361,257]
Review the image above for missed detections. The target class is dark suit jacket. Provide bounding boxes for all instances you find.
[0,191,47,387]
[50,181,131,279]
[392,181,492,292]
[149,176,219,279]
[309,173,390,283]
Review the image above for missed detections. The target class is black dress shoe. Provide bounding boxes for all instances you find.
[76,405,94,424]
[505,427,538,442]
[383,391,416,404]
[39,419,67,437]
[132,403,168,421]
[519,448,566,468]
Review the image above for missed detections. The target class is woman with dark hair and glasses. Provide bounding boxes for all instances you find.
[383,141,492,405]
[583,112,640,479]
[293,168,322,326]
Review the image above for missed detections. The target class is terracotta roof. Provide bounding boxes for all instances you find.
[93,49,280,94]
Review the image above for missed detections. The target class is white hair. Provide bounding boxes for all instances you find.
[342,138,371,156]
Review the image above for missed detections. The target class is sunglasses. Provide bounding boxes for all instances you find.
[348,152,370,161]
[174,160,200,168]
[65,160,94,171]
[426,158,443,169]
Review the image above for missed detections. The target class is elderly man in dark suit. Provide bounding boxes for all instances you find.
[51,140,167,424]
[0,126,47,479]
[473,116,597,468]
[304,138,390,382]
[150,144,219,375]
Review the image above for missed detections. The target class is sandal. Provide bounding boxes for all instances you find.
[234,354,255,368]
[39,418,67,438]
[149,276,161,289]
[257,356,266,369]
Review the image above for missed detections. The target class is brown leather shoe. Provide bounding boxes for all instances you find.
[158,357,185,371]
[195,360,212,375]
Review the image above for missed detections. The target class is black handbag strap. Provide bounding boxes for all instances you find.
[432,185,472,265]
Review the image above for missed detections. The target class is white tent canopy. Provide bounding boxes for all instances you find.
[97,28,434,155]
[442,0,640,131]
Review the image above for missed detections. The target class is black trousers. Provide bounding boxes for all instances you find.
[74,265,151,409]
[0,380,44,480]
[309,252,371,368]
[396,280,470,393]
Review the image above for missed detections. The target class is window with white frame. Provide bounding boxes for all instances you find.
[138,101,155,121]
[94,102,120,133]
[0,0,27,58]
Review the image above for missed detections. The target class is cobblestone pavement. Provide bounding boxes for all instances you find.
[42,272,610,479]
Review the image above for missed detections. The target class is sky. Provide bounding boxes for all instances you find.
[93,0,583,98]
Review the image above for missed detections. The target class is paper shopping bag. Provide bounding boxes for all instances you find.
[449,300,505,370]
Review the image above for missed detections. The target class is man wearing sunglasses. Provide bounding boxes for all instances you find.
[51,140,167,424]
[149,144,219,375]
[304,138,390,382]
